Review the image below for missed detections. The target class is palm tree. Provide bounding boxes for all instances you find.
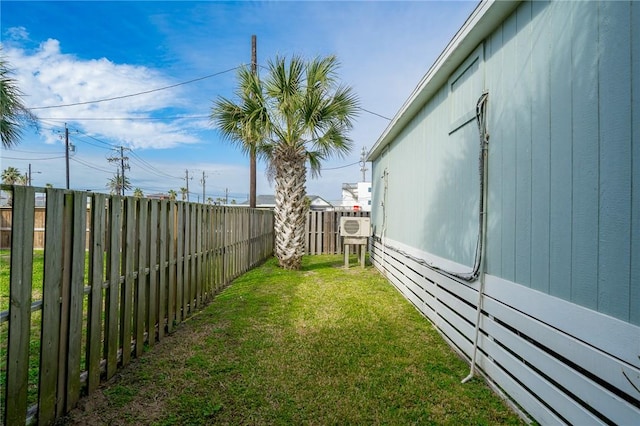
[16,173,28,186]
[213,55,359,269]
[133,187,144,198]
[167,189,177,201]
[1,55,38,148]
[2,166,22,184]
[106,172,131,196]
[180,187,188,201]
[211,66,268,209]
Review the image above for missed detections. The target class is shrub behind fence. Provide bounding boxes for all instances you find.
[0,186,274,425]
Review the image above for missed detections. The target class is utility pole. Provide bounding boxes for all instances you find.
[107,146,130,196]
[201,171,207,204]
[249,34,258,208]
[65,124,70,189]
[120,146,127,196]
[360,146,368,182]
[185,169,192,202]
[27,164,40,186]
[225,188,229,205]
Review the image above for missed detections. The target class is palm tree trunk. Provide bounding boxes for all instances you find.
[273,146,307,270]
[250,148,257,208]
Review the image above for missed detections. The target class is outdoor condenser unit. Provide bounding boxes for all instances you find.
[339,216,371,238]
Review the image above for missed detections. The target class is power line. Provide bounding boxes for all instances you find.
[39,115,211,122]
[359,108,392,121]
[70,156,113,174]
[1,148,65,155]
[30,66,240,110]
[70,135,114,150]
[128,150,182,179]
[2,155,66,161]
[71,128,116,147]
[323,161,360,171]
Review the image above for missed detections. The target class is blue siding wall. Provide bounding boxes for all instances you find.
[632,1,640,325]
[372,0,639,326]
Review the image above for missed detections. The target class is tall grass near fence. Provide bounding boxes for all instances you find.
[0,186,274,425]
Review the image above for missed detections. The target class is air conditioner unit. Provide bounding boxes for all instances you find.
[339,216,371,238]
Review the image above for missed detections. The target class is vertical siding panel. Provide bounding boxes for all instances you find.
[598,1,632,320]
[500,12,517,281]
[631,0,640,326]
[515,3,533,287]
[486,24,503,276]
[548,1,573,299]
[530,0,551,293]
[570,3,599,310]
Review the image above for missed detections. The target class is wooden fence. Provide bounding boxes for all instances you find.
[0,186,274,425]
[2,209,370,255]
[304,211,370,255]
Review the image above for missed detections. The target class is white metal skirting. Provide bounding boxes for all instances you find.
[370,238,640,425]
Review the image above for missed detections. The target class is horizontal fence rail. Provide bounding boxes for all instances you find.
[304,211,370,255]
[0,186,274,425]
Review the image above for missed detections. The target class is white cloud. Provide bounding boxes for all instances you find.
[4,26,29,41]
[4,39,202,149]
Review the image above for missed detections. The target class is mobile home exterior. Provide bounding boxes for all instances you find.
[368,1,640,423]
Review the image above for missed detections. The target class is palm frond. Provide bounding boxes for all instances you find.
[0,55,38,149]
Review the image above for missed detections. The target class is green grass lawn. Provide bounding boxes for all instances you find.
[1,250,45,421]
[0,249,87,419]
[62,255,525,425]
[0,249,45,312]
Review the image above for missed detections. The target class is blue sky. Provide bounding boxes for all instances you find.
[1,0,477,204]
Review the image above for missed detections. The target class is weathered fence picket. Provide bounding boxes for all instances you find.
[0,186,274,425]
[5,186,35,426]
[304,211,370,255]
[38,189,63,425]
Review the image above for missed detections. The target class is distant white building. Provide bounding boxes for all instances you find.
[339,182,371,212]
